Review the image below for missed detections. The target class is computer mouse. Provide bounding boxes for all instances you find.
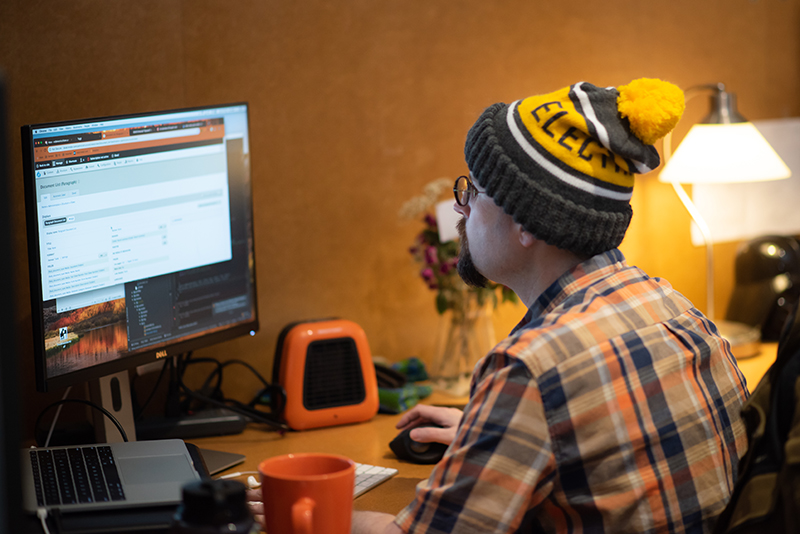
[389,424,448,464]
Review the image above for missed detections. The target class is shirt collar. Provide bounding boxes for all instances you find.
[510,248,627,335]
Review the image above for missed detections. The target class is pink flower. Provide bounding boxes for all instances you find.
[424,214,437,228]
[425,246,438,265]
[440,258,458,274]
[420,267,434,282]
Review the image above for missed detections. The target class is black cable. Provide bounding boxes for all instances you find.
[197,357,286,414]
[175,354,287,430]
[177,355,225,412]
[177,379,288,432]
[196,360,225,399]
[35,399,128,445]
[220,359,286,413]
[133,358,170,421]
[156,352,289,431]
[214,359,271,390]
[180,356,278,411]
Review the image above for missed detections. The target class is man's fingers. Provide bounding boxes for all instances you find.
[396,405,463,430]
[248,500,264,516]
[246,487,264,519]
[395,407,423,429]
[409,425,456,446]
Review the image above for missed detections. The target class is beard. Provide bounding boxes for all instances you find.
[456,217,489,288]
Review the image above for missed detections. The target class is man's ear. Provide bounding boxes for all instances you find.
[518,225,536,248]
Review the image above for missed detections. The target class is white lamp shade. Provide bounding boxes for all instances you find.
[659,122,791,184]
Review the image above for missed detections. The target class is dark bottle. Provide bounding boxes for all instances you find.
[171,479,259,534]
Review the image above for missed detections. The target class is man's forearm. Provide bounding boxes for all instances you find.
[351,510,403,534]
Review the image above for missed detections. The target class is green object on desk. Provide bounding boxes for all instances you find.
[378,384,433,414]
[392,357,429,382]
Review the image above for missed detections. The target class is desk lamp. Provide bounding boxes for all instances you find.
[659,83,791,358]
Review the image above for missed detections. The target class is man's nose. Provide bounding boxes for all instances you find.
[454,201,468,217]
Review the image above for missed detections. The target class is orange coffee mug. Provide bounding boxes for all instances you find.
[258,453,355,534]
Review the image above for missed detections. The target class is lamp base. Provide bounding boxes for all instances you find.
[716,320,761,360]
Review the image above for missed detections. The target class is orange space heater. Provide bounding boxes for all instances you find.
[272,319,379,430]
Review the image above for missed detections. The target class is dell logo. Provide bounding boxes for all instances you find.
[155,350,168,359]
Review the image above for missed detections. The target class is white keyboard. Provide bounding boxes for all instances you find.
[354,463,398,497]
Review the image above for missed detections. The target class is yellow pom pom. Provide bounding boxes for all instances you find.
[617,78,685,145]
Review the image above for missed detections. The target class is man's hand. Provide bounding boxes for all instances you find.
[396,404,463,446]
[246,489,264,526]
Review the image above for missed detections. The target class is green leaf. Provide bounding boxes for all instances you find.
[436,293,449,314]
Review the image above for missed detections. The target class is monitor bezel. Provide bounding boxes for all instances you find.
[21,102,260,393]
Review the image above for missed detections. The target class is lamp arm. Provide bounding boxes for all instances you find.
[662,130,716,320]
[669,181,715,320]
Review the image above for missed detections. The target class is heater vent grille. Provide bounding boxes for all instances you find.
[303,337,366,410]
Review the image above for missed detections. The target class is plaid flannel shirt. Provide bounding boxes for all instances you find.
[395,249,749,534]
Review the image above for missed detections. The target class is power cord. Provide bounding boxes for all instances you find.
[177,380,288,431]
[36,508,51,534]
[132,358,170,421]
[35,399,128,445]
[129,351,290,432]
[175,353,289,431]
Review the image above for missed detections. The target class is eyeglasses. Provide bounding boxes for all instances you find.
[453,175,483,206]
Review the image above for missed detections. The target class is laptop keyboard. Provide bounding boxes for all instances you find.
[30,446,126,506]
[354,463,398,497]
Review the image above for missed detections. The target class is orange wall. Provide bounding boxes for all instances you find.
[2,1,799,430]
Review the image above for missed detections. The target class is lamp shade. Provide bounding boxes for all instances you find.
[659,122,791,184]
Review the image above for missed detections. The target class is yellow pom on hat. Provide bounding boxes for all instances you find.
[617,78,685,145]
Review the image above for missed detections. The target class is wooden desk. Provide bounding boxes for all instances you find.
[188,411,431,516]
[737,341,777,392]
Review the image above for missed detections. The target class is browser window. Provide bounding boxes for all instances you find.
[31,114,233,306]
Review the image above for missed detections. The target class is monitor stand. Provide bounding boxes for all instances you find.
[88,370,138,443]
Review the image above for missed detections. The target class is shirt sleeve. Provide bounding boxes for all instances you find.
[395,353,555,534]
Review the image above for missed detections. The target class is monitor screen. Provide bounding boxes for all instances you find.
[21,103,259,394]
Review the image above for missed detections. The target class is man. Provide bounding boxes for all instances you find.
[352,78,749,533]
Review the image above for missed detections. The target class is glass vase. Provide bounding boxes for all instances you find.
[431,290,496,397]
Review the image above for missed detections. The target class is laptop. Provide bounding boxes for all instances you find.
[21,439,203,514]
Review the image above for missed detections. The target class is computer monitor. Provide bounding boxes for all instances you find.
[20,103,259,442]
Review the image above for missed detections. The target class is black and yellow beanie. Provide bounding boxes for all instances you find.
[464,78,684,257]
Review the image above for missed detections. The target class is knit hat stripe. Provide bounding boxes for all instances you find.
[571,83,655,174]
[505,101,633,202]
[517,91,636,190]
[571,82,611,151]
[570,83,644,176]
[508,107,633,197]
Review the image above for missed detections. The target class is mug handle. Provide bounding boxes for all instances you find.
[292,497,315,534]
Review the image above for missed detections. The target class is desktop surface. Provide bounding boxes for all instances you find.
[191,411,436,516]
[735,341,777,391]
